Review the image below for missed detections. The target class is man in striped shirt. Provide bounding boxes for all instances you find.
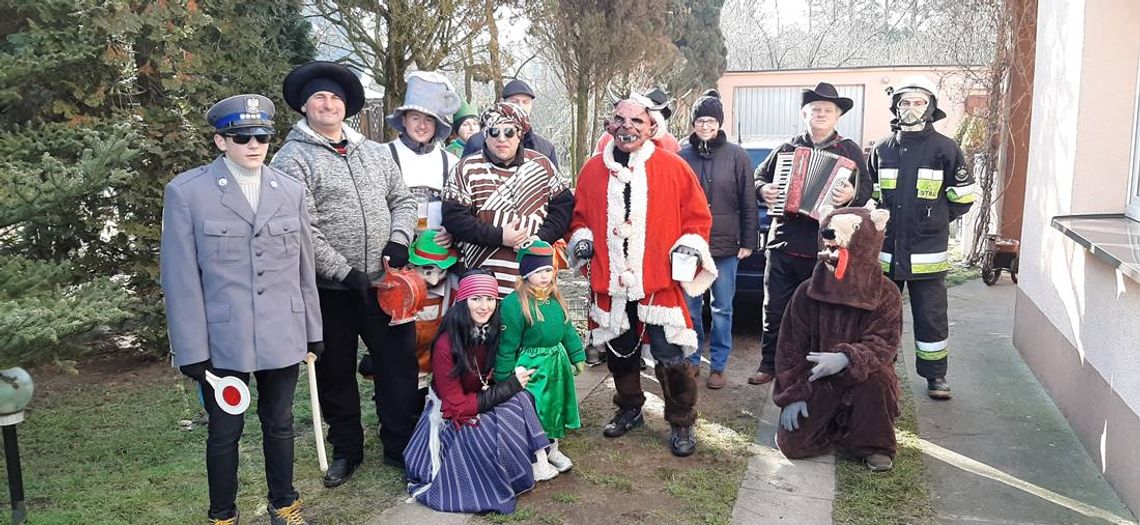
[443,101,574,296]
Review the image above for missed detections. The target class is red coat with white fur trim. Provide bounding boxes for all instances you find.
[567,140,716,353]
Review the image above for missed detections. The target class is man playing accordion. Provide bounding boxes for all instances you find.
[749,82,874,386]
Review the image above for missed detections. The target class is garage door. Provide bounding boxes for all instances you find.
[732,85,865,145]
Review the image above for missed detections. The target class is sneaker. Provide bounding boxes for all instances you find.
[747,371,774,385]
[687,362,701,378]
[706,370,726,389]
[602,407,644,438]
[322,458,360,488]
[533,459,560,481]
[268,499,308,525]
[547,442,573,472]
[670,425,697,457]
[208,512,238,525]
[927,378,952,400]
[865,453,894,472]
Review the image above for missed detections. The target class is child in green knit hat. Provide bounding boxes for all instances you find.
[495,239,586,481]
[446,99,480,157]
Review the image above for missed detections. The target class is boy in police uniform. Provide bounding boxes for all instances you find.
[161,94,323,525]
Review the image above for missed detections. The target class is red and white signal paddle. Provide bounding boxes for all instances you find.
[204,370,250,416]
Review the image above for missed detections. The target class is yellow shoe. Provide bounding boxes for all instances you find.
[208,514,238,525]
[269,499,308,525]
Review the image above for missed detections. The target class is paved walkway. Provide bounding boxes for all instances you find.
[371,278,1139,525]
[902,279,1136,524]
[731,387,837,524]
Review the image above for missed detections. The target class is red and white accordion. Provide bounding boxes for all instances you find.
[769,147,856,221]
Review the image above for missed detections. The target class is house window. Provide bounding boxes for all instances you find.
[1127,57,1140,221]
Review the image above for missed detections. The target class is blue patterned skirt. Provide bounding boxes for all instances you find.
[404,389,550,514]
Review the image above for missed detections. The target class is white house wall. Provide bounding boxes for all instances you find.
[1020,0,1140,414]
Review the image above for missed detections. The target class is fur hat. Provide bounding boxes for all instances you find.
[282,61,366,118]
[386,71,462,142]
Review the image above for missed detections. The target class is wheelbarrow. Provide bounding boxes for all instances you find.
[981,233,1019,286]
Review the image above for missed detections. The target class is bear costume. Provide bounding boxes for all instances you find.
[773,205,903,470]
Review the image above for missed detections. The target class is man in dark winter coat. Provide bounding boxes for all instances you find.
[679,89,758,389]
[749,82,873,387]
[869,75,975,400]
[462,79,559,167]
[774,205,902,472]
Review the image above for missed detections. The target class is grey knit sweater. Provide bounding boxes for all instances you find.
[271,120,417,287]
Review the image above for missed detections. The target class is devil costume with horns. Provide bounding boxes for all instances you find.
[568,92,716,456]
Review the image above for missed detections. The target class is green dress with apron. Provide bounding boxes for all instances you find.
[495,291,586,439]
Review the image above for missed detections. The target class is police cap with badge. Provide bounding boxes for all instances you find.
[206,95,276,147]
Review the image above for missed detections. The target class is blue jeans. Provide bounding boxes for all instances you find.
[685,256,739,372]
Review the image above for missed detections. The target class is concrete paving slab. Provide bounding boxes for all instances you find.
[902,280,1136,525]
[367,498,471,525]
[732,386,836,525]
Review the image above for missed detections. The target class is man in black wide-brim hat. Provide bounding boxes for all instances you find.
[748,82,874,387]
[270,61,420,487]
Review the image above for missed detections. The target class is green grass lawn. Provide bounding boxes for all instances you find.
[12,360,406,524]
[832,363,936,525]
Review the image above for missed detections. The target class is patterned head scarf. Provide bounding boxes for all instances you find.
[480,101,531,136]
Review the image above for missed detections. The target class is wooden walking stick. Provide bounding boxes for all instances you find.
[306,353,328,473]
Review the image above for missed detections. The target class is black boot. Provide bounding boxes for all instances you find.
[603,407,644,438]
[670,425,697,457]
[322,458,360,488]
[927,377,952,400]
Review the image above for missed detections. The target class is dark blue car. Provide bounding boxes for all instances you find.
[733,140,782,308]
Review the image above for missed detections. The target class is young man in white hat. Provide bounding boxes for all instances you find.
[271,61,419,485]
[162,94,322,525]
[869,75,975,400]
[384,70,462,236]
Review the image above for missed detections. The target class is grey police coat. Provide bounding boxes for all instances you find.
[161,157,322,372]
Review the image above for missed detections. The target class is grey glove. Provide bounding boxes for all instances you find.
[780,401,809,431]
[806,351,851,382]
[573,240,594,261]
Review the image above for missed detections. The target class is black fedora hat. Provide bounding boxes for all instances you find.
[646,87,673,120]
[283,61,366,118]
[802,82,854,115]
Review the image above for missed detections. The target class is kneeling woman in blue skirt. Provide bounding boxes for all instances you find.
[405,270,549,514]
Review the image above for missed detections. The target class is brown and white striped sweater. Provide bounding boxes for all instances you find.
[442,149,573,296]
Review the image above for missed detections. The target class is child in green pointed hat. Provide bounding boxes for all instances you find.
[495,239,586,481]
[446,99,480,157]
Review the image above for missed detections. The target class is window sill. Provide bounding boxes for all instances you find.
[1051,214,1140,283]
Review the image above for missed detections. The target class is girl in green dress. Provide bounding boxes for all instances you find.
[496,240,587,479]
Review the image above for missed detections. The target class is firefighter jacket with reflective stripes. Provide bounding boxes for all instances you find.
[869,126,975,280]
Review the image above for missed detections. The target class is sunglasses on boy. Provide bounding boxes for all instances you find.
[485,127,519,139]
[224,134,272,145]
